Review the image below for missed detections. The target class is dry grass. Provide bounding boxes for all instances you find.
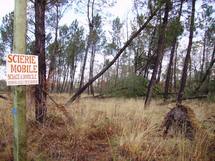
[0,94,215,161]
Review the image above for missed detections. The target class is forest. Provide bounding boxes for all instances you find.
[0,0,215,160]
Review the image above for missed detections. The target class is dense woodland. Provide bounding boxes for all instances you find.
[0,0,215,160]
[0,0,214,118]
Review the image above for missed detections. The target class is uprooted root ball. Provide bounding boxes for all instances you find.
[162,104,199,139]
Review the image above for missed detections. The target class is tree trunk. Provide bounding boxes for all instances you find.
[144,0,170,107]
[64,4,164,106]
[173,42,178,92]
[79,0,94,90]
[89,45,96,95]
[115,58,120,86]
[189,56,192,88]
[62,73,69,93]
[194,44,215,92]
[164,42,176,100]
[56,67,61,92]
[51,72,56,92]
[47,4,59,88]
[134,48,138,74]
[177,0,196,104]
[69,63,77,94]
[164,1,183,101]
[200,32,206,80]
[34,0,47,123]
[156,62,162,83]
[0,95,7,100]
[163,0,198,138]
[143,25,157,78]
[79,41,89,89]
[60,65,68,93]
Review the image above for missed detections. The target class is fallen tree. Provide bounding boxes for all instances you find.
[64,3,164,106]
[162,104,198,140]
[180,95,207,100]
[0,95,8,100]
[163,0,198,140]
[159,95,208,107]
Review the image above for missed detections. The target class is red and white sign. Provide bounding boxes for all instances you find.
[6,54,39,86]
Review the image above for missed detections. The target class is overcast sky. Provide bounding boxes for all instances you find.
[0,0,133,24]
[0,0,14,22]
[0,0,133,80]
[0,0,214,80]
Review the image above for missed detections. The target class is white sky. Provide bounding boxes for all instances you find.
[0,0,14,22]
[0,0,214,81]
[0,0,133,80]
[0,0,132,23]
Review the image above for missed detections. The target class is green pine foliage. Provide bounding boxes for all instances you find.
[102,74,161,98]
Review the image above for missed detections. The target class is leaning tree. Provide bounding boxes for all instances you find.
[163,0,198,139]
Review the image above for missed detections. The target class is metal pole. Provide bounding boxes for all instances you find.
[12,0,27,160]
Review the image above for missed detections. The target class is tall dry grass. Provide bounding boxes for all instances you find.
[0,94,214,161]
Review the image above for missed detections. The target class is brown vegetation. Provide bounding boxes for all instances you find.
[0,94,215,161]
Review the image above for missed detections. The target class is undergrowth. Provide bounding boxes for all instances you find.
[0,94,214,161]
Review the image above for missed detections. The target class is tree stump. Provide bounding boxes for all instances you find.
[162,104,198,139]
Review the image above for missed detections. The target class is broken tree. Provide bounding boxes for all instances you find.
[65,3,165,106]
[163,0,198,139]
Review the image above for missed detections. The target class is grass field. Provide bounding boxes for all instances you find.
[0,94,215,161]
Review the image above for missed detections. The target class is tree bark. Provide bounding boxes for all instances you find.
[156,63,162,83]
[47,2,59,81]
[56,66,61,92]
[34,0,47,123]
[144,0,170,107]
[115,58,120,86]
[194,44,215,92]
[79,39,90,89]
[47,4,59,89]
[177,0,196,104]
[89,44,95,95]
[164,1,183,101]
[200,32,206,80]
[143,25,157,78]
[60,64,68,92]
[69,61,77,94]
[164,42,176,100]
[173,42,178,91]
[79,0,94,90]
[64,4,164,106]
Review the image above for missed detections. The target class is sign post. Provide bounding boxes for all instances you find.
[12,0,28,160]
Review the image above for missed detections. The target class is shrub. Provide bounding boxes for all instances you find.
[103,74,161,98]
